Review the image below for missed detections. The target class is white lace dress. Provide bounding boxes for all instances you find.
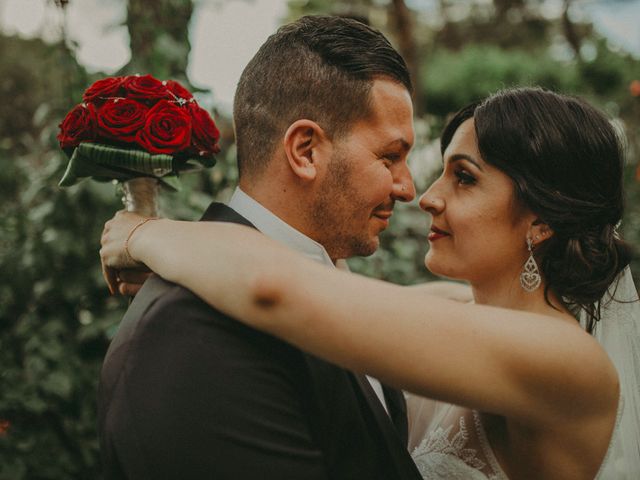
[407,398,508,480]
[406,395,624,480]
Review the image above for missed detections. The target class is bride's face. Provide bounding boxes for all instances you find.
[419,119,535,286]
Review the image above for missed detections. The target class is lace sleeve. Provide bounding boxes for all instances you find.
[405,392,440,451]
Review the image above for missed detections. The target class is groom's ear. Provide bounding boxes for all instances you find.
[283,119,330,181]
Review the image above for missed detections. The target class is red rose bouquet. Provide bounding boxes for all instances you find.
[58,74,220,215]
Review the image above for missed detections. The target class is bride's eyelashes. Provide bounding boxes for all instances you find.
[454,168,476,185]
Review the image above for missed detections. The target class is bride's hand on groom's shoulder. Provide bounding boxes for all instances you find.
[409,281,473,303]
[100,210,152,296]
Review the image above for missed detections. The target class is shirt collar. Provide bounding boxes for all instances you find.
[228,187,335,267]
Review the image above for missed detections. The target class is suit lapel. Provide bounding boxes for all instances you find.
[353,374,402,442]
[382,384,409,446]
[353,374,421,478]
[200,202,256,228]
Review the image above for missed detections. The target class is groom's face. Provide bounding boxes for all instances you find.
[310,79,416,260]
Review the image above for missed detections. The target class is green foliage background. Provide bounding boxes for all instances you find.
[0,0,639,478]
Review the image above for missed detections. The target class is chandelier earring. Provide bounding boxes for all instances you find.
[520,236,541,292]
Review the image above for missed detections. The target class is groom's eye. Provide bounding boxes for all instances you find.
[380,153,398,168]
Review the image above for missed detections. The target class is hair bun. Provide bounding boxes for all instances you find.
[542,225,632,330]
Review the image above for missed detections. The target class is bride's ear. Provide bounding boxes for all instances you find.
[530,219,554,246]
[283,120,329,181]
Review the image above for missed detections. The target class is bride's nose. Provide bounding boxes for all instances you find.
[419,191,445,214]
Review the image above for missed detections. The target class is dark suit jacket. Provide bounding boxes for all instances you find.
[98,203,422,479]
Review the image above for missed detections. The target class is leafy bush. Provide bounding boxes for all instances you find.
[421,44,581,117]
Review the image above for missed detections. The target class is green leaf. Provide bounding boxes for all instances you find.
[41,371,73,400]
[59,143,215,191]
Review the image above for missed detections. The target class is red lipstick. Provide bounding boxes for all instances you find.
[428,225,450,241]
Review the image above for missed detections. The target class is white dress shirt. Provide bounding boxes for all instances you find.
[228,187,389,414]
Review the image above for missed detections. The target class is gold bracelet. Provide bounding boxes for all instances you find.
[124,217,159,264]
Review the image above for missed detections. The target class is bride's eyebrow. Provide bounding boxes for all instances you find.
[445,153,484,171]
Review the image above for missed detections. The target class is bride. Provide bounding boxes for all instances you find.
[101,87,639,479]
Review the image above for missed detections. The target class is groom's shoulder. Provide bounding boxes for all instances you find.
[101,274,303,397]
[128,273,275,343]
[103,201,266,366]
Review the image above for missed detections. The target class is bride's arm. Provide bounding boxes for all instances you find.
[408,281,473,303]
[101,212,618,428]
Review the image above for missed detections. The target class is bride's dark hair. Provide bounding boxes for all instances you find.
[441,87,633,332]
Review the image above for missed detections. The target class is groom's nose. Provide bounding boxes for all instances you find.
[391,163,416,203]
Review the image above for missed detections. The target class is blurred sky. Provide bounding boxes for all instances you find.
[0,0,639,113]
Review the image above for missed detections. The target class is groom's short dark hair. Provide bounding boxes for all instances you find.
[233,15,412,179]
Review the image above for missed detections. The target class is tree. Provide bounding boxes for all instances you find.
[120,0,193,82]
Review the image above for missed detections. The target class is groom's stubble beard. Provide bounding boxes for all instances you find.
[310,150,378,260]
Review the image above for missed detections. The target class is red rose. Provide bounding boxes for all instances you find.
[188,103,220,156]
[630,80,640,98]
[97,98,148,143]
[164,80,194,101]
[57,103,98,148]
[0,419,10,437]
[136,100,191,154]
[123,74,168,102]
[82,77,124,104]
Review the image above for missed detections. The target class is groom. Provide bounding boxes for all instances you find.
[99,15,422,479]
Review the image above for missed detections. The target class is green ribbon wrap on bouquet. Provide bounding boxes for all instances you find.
[58,143,216,191]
